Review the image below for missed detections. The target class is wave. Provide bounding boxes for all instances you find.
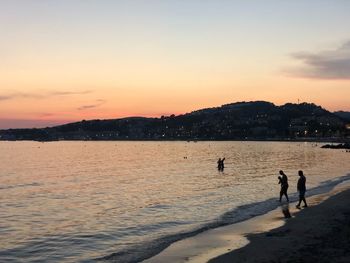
[97,173,350,263]
[0,182,41,190]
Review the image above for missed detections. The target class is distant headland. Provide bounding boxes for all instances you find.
[1,101,349,142]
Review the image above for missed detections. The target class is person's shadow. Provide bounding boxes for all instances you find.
[281,203,291,218]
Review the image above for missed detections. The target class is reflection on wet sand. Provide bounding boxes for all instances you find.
[281,203,291,218]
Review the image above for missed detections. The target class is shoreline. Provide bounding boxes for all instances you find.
[210,182,350,263]
[144,180,350,263]
[0,138,348,143]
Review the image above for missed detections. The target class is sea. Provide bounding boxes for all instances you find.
[0,141,349,262]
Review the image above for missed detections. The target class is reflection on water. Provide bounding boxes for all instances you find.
[0,141,349,262]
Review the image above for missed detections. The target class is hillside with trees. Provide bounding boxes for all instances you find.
[1,101,348,141]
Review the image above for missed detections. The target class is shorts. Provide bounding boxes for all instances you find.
[280,186,288,194]
[299,190,306,198]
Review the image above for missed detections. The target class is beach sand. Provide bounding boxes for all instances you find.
[144,182,350,263]
[210,183,350,263]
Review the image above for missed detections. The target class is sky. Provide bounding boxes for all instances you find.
[1,0,350,128]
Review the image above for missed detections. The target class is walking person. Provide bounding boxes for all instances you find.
[278,170,289,202]
[296,170,308,209]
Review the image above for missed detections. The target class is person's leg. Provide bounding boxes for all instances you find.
[279,191,283,202]
[302,197,308,207]
[285,192,289,202]
[284,187,289,202]
[296,193,302,208]
[297,191,306,208]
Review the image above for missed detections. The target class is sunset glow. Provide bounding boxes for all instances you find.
[1,1,350,128]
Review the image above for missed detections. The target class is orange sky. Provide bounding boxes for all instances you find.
[1,1,350,128]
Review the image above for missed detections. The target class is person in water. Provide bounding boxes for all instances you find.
[296,170,308,209]
[217,158,225,171]
[217,158,221,170]
[278,170,289,202]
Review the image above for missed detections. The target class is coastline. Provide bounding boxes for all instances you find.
[144,180,350,263]
[0,138,348,143]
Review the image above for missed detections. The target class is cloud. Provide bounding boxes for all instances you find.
[50,90,92,96]
[287,41,350,80]
[0,90,92,101]
[77,99,106,111]
[39,113,55,117]
[0,95,12,101]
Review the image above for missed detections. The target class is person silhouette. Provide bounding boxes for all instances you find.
[217,158,222,170]
[278,170,289,202]
[220,158,225,171]
[217,158,225,171]
[296,170,307,209]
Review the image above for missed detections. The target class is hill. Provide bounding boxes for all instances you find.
[0,101,348,141]
[334,111,350,121]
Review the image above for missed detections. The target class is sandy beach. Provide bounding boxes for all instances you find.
[144,181,350,263]
[210,183,350,263]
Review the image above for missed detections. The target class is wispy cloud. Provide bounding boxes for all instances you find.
[38,113,55,117]
[77,99,106,111]
[0,95,12,101]
[50,90,92,96]
[287,40,350,80]
[0,90,92,101]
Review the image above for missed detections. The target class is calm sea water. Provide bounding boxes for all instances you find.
[0,141,349,262]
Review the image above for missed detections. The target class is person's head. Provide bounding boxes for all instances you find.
[298,170,303,177]
[279,170,284,175]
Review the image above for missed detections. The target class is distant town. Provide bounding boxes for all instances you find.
[1,101,349,142]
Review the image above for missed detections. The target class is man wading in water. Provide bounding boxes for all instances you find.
[217,158,225,171]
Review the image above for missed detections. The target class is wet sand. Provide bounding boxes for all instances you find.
[144,182,350,263]
[210,184,350,263]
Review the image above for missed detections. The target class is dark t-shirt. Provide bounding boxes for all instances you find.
[281,174,288,188]
[297,175,306,191]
